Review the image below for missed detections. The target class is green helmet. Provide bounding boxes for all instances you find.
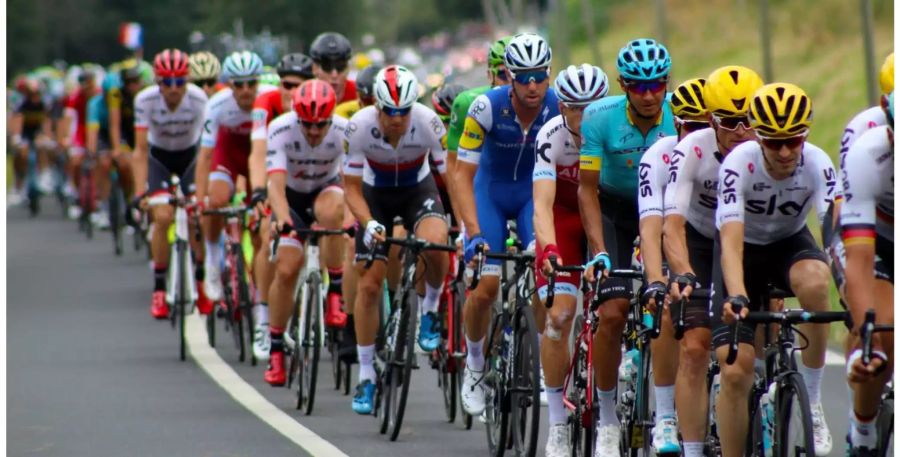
[488,36,512,70]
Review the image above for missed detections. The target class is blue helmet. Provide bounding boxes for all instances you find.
[222,51,264,80]
[102,72,121,93]
[616,38,671,81]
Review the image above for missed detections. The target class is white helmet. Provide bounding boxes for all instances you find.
[374,65,418,110]
[504,33,552,71]
[554,64,609,105]
[222,51,263,80]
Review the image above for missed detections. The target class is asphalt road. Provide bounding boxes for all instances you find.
[8,202,859,456]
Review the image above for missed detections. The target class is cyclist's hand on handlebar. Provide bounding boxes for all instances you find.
[641,281,668,313]
[364,220,386,248]
[539,244,562,278]
[722,295,750,325]
[847,346,888,383]
[464,235,488,265]
[668,272,697,302]
[583,251,611,282]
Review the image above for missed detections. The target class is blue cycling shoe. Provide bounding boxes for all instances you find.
[418,311,441,352]
[351,380,376,414]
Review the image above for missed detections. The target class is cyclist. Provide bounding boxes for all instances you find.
[197,51,276,306]
[309,32,357,104]
[85,72,126,228]
[262,80,348,386]
[838,52,893,164]
[714,83,840,457]
[132,49,211,318]
[430,82,466,227]
[247,52,318,360]
[840,91,893,457]
[106,61,145,200]
[188,51,222,98]
[61,70,99,219]
[344,65,450,414]
[576,38,675,455]
[532,63,608,456]
[334,64,380,120]
[9,78,53,203]
[662,67,763,457]
[456,32,559,416]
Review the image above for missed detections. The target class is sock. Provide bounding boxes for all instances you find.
[195,263,204,282]
[254,302,268,326]
[205,240,221,266]
[466,336,485,371]
[327,267,343,295]
[597,388,618,427]
[269,326,284,353]
[358,344,376,382]
[850,412,877,449]
[546,386,566,426]
[654,384,676,420]
[421,283,441,314]
[797,363,824,404]
[154,265,167,292]
[683,442,705,457]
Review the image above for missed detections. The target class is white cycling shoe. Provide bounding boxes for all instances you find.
[253,324,271,362]
[460,365,486,416]
[651,415,681,454]
[811,402,833,456]
[204,259,224,302]
[545,424,570,457]
[594,423,621,457]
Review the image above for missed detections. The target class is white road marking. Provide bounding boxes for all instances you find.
[185,313,349,457]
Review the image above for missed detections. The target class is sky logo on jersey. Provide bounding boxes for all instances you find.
[638,162,653,197]
[721,168,740,204]
[459,117,484,151]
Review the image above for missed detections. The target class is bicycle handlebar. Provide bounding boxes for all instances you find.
[726,306,851,365]
[860,308,894,366]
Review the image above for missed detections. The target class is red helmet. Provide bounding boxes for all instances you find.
[153,49,190,78]
[14,76,29,94]
[293,80,336,123]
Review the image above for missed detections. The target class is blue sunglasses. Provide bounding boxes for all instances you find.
[381,106,412,117]
[160,77,186,87]
[511,69,550,85]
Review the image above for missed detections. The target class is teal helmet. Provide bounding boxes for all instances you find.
[616,38,671,81]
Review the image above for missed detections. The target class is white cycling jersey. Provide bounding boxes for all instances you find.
[533,115,581,209]
[266,112,348,193]
[840,125,894,243]
[342,103,447,187]
[716,140,840,245]
[200,85,277,149]
[638,135,677,220]
[664,128,726,238]
[134,84,208,151]
[839,106,887,163]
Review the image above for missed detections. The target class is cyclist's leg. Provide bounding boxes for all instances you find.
[13,141,29,195]
[516,196,547,335]
[313,184,349,327]
[675,224,715,453]
[203,143,236,299]
[267,207,306,383]
[145,153,177,314]
[113,147,135,198]
[408,179,449,298]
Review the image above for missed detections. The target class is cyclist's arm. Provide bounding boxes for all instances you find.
[532,134,558,249]
[662,145,699,276]
[249,107,269,190]
[195,106,219,203]
[132,128,149,195]
[640,216,665,283]
[577,169,606,255]
[86,98,100,154]
[455,111,488,236]
[9,112,23,139]
[343,174,373,225]
[716,159,748,297]
[267,171,291,226]
[639,143,672,283]
[107,91,123,154]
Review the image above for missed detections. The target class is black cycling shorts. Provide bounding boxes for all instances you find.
[711,226,829,348]
[669,223,715,331]
[354,177,446,262]
[147,144,198,197]
[284,178,342,241]
[600,190,640,268]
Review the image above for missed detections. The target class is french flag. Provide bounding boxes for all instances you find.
[118,22,143,50]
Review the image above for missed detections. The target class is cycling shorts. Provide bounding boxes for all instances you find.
[147,144,198,199]
[354,177,446,263]
[535,205,586,300]
[283,178,343,243]
[828,227,893,292]
[209,130,251,191]
[599,190,640,268]
[711,226,830,348]
[474,178,534,273]
[670,223,714,331]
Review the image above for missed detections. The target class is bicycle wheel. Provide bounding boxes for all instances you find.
[233,245,250,364]
[378,305,402,435]
[774,373,815,457]
[453,278,473,430]
[387,288,417,441]
[626,341,653,457]
[438,293,456,423]
[509,305,540,456]
[569,327,593,457]
[331,332,342,390]
[178,242,188,361]
[237,250,257,367]
[877,386,893,457]
[224,252,245,361]
[299,272,322,415]
[745,385,767,457]
[109,178,124,256]
[206,305,216,347]
[287,293,302,393]
[485,310,510,456]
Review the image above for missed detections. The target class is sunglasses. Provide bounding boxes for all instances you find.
[281,80,302,90]
[381,106,412,117]
[562,103,589,112]
[510,69,550,85]
[492,68,509,82]
[301,119,331,129]
[622,78,667,94]
[759,135,806,150]
[232,79,258,89]
[712,114,752,131]
[317,60,348,73]
[160,77,186,87]
[195,78,217,87]
[676,117,709,133]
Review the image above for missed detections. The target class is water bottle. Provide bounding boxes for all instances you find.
[760,381,777,457]
[709,373,721,426]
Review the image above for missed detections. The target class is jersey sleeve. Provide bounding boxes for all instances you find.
[638,140,668,219]
[456,94,493,165]
[265,119,288,175]
[446,92,471,153]
[810,146,841,226]
[716,153,748,228]
[133,92,150,130]
[86,96,102,129]
[106,87,122,111]
[251,107,269,141]
[200,100,219,148]
[341,119,365,177]
[578,101,605,172]
[532,123,558,182]
[426,111,449,174]
[840,140,879,246]
[663,140,699,217]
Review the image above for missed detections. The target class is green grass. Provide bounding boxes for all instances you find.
[565,0,893,344]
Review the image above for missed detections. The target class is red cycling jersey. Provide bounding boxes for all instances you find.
[64,88,97,147]
[338,79,357,104]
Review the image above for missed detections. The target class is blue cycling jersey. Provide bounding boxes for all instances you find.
[579,95,675,200]
[87,94,109,134]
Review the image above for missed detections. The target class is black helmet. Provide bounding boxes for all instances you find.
[355,64,382,98]
[277,53,314,78]
[309,32,352,63]
[431,83,466,117]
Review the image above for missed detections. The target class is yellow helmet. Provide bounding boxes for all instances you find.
[703,65,764,117]
[749,83,813,138]
[671,78,707,117]
[879,52,894,94]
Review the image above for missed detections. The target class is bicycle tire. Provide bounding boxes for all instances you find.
[509,305,541,457]
[439,292,456,423]
[379,305,401,435]
[569,323,592,457]
[632,341,654,457]
[207,305,216,348]
[745,383,767,457]
[452,277,473,429]
[704,363,722,457]
[774,373,815,457]
[331,334,342,390]
[224,252,245,361]
[288,292,302,393]
[388,288,417,441]
[234,245,251,364]
[109,179,124,256]
[300,272,322,415]
[178,241,188,361]
[877,387,893,457]
[485,308,510,457]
